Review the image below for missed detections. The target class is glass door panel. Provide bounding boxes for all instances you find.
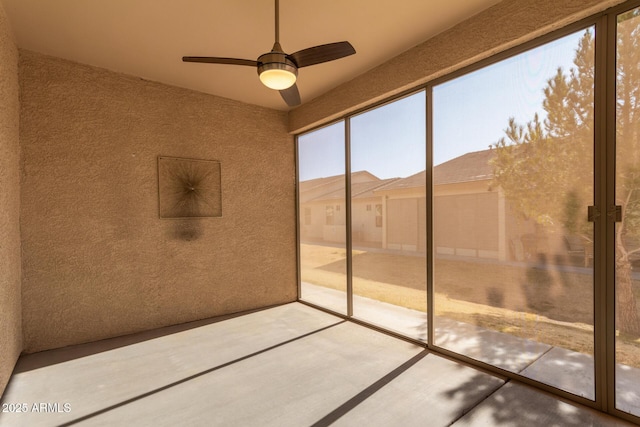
[433,27,595,399]
[615,6,640,417]
[350,92,427,340]
[298,122,348,314]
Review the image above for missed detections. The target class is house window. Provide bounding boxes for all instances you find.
[325,205,334,225]
[375,204,383,228]
[366,204,372,211]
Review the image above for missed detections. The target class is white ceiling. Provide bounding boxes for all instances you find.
[1,0,502,111]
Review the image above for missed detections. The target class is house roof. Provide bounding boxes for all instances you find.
[299,170,377,191]
[433,149,495,185]
[353,178,401,199]
[374,170,425,192]
[303,177,400,203]
[299,148,495,201]
[298,174,343,194]
[299,171,379,203]
[371,149,496,193]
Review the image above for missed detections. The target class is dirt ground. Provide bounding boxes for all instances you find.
[300,244,640,367]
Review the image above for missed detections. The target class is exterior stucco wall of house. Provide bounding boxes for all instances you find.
[435,192,500,258]
[352,198,383,245]
[19,51,296,353]
[0,1,21,397]
[300,203,328,242]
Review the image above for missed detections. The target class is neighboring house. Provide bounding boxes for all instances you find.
[299,171,398,245]
[373,171,426,253]
[299,149,582,264]
[351,178,401,246]
[299,171,380,243]
[431,149,505,260]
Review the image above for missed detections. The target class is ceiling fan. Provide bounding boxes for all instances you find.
[182,0,356,107]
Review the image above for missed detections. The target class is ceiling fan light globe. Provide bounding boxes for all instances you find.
[257,53,298,90]
[260,68,297,90]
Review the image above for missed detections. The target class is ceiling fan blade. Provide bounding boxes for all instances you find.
[280,84,301,107]
[289,41,355,68]
[182,57,258,67]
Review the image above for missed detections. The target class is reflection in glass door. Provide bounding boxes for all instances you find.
[433,27,595,399]
[298,122,348,314]
[350,92,427,340]
[615,6,640,417]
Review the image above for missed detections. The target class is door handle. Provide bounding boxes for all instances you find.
[588,205,622,222]
[609,205,622,222]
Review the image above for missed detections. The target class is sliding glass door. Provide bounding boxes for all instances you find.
[432,26,596,399]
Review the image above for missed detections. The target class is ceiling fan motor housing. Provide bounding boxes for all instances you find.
[257,49,298,90]
[257,52,298,77]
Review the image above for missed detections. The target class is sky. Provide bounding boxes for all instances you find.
[298,27,591,182]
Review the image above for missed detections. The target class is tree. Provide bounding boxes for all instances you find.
[491,26,640,337]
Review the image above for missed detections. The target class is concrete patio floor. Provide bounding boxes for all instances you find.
[0,302,634,426]
[302,282,640,414]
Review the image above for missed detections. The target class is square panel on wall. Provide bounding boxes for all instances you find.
[158,156,222,218]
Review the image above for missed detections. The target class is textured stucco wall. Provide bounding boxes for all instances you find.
[19,51,296,353]
[0,2,21,396]
[289,0,626,133]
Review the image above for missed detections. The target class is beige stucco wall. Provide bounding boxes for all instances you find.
[0,2,21,396]
[19,51,296,353]
[289,0,626,133]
